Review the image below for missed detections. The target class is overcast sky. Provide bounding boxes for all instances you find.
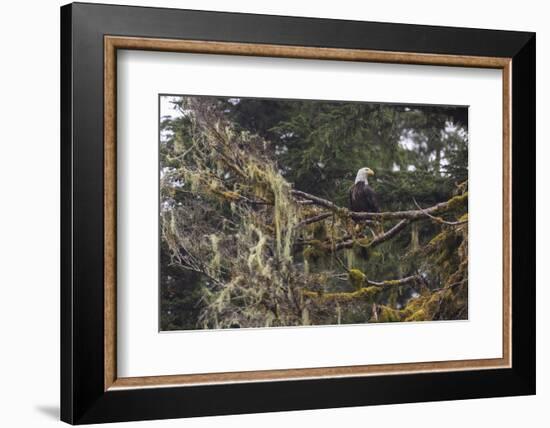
[160,95,183,120]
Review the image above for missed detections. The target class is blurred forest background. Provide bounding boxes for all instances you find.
[159,95,468,331]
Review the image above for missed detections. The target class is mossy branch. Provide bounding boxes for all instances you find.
[413,198,468,226]
[302,286,381,302]
[333,219,410,250]
[291,189,467,221]
[302,275,419,302]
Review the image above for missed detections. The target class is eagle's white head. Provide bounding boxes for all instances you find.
[355,167,375,184]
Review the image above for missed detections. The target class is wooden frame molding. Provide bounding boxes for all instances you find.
[104,35,512,391]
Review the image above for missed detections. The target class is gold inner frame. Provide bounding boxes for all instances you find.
[104,35,512,391]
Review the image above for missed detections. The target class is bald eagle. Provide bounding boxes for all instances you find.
[349,167,380,213]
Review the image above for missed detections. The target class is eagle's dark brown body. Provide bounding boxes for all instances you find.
[349,181,380,213]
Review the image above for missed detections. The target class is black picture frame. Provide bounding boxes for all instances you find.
[61,2,535,424]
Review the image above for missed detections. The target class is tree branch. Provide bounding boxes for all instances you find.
[302,275,420,302]
[294,212,333,228]
[413,198,468,226]
[333,219,410,250]
[368,275,419,287]
[291,189,344,213]
[291,189,467,221]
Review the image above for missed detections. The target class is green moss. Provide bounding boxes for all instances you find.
[363,249,382,260]
[428,230,447,246]
[405,309,427,322]
[348,268,367,289]
[381,279,402,286]
[354,237,370,247]
[378,306,402,322]
[445,192,468,210]
[404,296,426,313]
[358,286,382,302]
[302,285,381,303]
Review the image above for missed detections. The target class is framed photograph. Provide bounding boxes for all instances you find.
[61,2,535,424]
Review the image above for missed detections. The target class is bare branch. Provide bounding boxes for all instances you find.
[291,190,344,213]
[367,275,419,287]
[294,212,332,228]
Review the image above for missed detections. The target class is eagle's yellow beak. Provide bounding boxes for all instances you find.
[367,168,375,176]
